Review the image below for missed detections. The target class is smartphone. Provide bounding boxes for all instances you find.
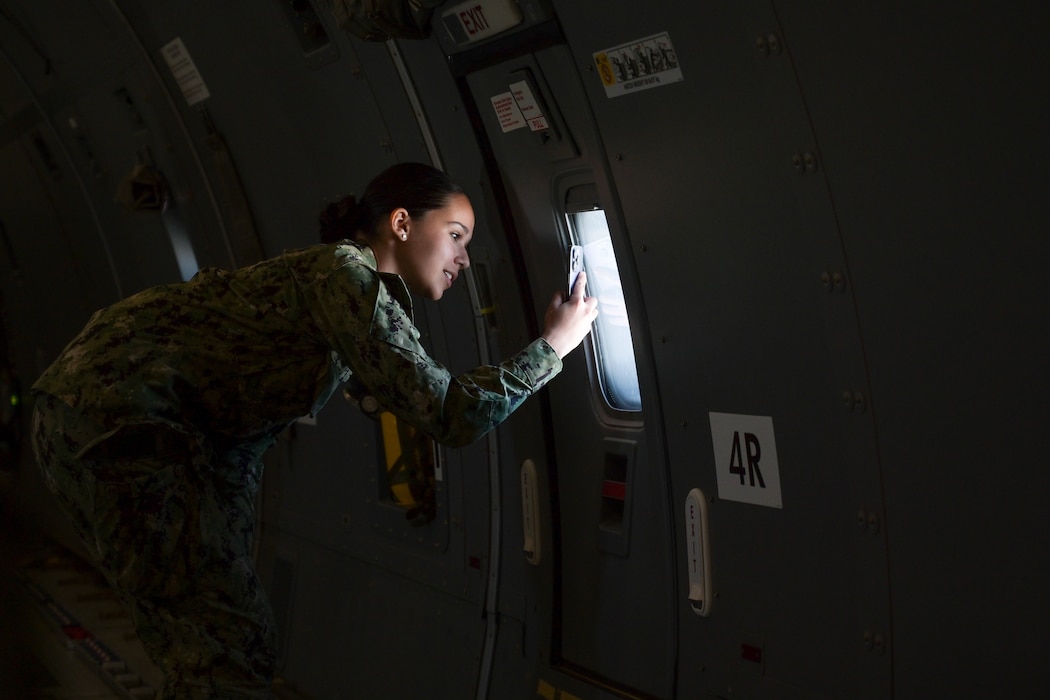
[567,245,584,297]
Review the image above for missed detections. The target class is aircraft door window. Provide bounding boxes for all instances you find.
[565,186,642,414]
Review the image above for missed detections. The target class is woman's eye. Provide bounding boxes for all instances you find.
[451,232,461,241]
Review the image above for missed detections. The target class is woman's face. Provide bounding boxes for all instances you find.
[393,193,475,301]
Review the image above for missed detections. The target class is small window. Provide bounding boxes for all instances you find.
[566,187,642,413]
[161,200,199,281]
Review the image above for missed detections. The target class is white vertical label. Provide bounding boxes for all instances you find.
[709,412,783,509]
[520,459,541,565]
[161,37,210,106]
[509,80,549,132]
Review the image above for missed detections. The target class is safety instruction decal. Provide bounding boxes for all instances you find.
[593,32,683,98]
[490,80,550,133]
[709,412,783,509]
[161,37,211,106]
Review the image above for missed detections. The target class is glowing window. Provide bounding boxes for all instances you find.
[566,188,642,413]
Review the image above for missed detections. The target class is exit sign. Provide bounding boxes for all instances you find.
[441,0,523,45]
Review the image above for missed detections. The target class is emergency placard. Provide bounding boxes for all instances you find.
[509,80,549,131]
[490,92,525,132]
[593,32,683,99]
[490,80,550,133]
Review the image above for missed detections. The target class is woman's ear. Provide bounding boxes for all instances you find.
[389,207,410,241]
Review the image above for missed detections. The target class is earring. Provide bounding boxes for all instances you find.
[401,233,407,240]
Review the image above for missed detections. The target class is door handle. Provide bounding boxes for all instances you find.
[521,459,541,565]
[685,488,713,616]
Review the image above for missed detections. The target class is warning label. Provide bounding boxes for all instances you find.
[491,92,525,132]
[509,80,549,131]
[593,31,683,99]
[491,79,550,133]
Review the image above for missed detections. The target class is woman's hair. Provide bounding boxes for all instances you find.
[319,162,465,244]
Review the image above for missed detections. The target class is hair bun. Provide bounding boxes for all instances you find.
[319,194,359,243]
[318,164,464,244]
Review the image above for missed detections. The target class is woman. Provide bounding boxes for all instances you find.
[30,162,597,698]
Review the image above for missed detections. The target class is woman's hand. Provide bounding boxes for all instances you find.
[542,271,599,359]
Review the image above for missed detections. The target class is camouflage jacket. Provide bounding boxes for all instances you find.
[32,242,561,448]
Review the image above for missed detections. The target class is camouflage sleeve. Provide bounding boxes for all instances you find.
[307,263,562,448]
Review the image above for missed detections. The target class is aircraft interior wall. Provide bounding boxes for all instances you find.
[0,1,1047,699]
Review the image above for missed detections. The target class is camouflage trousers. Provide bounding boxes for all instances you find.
[31,394,277,699]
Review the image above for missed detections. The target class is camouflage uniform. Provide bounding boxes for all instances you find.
[31,241,561,698]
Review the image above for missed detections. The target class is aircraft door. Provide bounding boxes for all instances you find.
[461,45,675,698]
[549,3,894,698]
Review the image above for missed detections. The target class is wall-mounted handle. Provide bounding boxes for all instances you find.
[521,460,541,565]
[685,488,713,616]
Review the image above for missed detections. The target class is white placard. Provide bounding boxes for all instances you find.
[593,32,684,99]
[509,80,549,132]
[709,412,783,508]
[490,91,526,132]
[161,37,211,106]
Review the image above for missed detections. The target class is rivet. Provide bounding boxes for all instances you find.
[755,36,768,56]
[853,391,866,412]
[615,153,623,161]
[842,391,854,409]
[767,34,781,53]
[856,508,867,524]
[821,271,831,290]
